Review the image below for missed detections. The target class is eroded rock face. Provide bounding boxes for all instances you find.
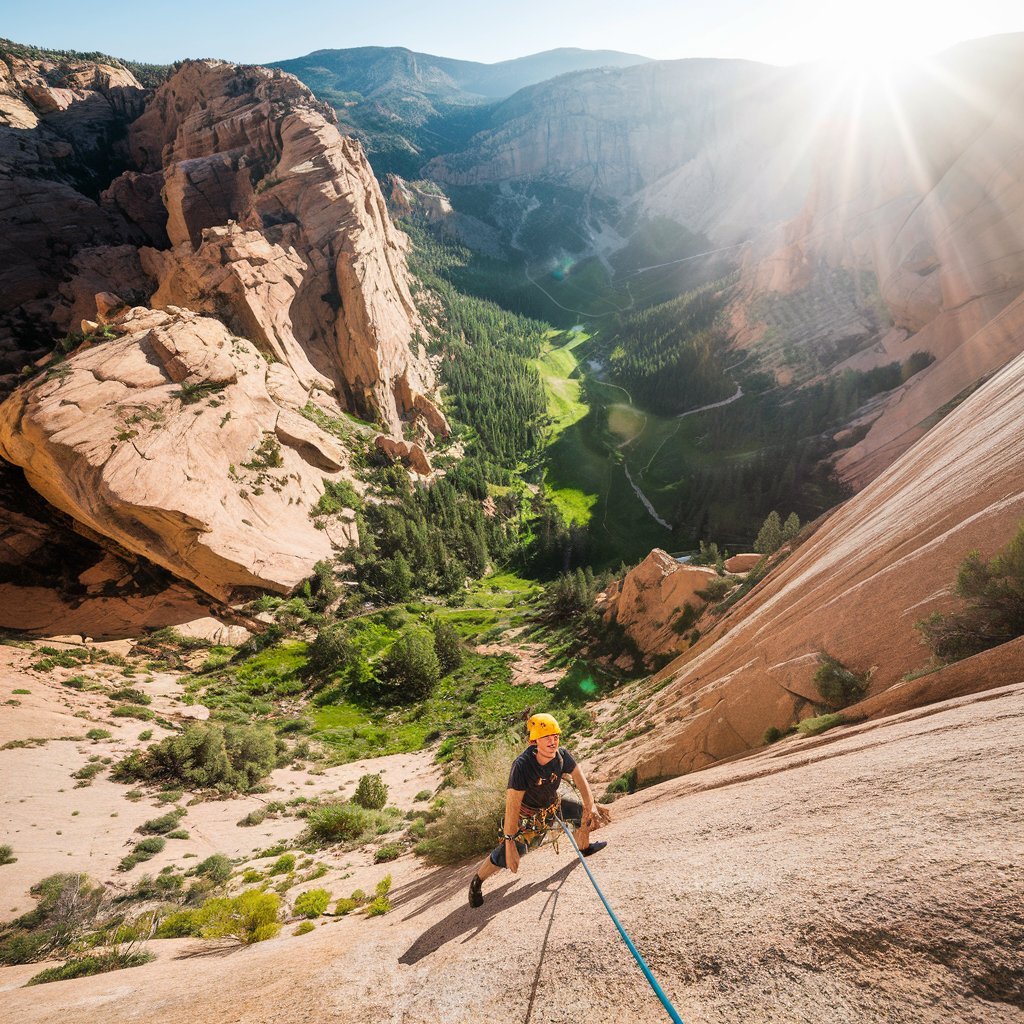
[0,307,359,602]
[128,61,446,438]
[602,348,1024,782]
[0,53,150,368]
[599,549,717,665]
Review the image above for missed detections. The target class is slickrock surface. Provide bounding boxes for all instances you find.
[600,346,1024,782]
[598,549,717,665]
[0,306,358,601]
[2,669,1019,1024]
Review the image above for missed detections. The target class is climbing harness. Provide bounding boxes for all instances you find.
[556,816,686,1024]
[500,800,564,853]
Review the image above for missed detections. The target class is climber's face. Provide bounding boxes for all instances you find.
[535,732,560,761]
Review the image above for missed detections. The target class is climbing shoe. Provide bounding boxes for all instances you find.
[581,841,607,858]
[468,874,484,908]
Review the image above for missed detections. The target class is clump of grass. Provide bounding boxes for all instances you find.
[413,789,432,802]
[294,920,315,935]
[238,808,267,827]
[118,837,166,872]
[111,705,154,720]
[0,844,16,865]
[797,713,848,737]
[136,809,185,836]
[26,950,153,986]
[415,735,518,865]
[302,802,401,847]
[374,842,402,864]
[269,854,295,875]
[85,728,111,741]
[191,854,232,884]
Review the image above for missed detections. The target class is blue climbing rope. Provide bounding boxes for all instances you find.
[557,817,685,1024]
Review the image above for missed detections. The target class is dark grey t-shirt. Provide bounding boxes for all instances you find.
[508,745,577,811]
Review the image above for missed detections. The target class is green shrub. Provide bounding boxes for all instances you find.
[378,629,439,704]
[334,897,360,915]
[108,687,151,705]
[293,920,315,935]
[292,888,330,918]
[193,854,232,883]
[85,729,111,741]
[137,809,185,835]
[242,869,263,883]
[195,890,281,944]
[155,909,202,938]
[238,808,267,827]
[602,768,638,801]
[797,713,847,737]
[112,705,154,720]
[137,730,153,741]
[366,875,392,917]
[814,652,869,708]
[26,950,153,986]
[432,619,464,675]
[166,829,189,840]
[695,576,734,602]
[112,722,276,792]
[353,773,388,810]
[917,521,1024,661]
[269,854,295,875]
[0,844,15,865]
[763,726,787,744]
[374,842,402,863]
[416,736,518,865]
[413,789,432,802]
[304,803,376,844]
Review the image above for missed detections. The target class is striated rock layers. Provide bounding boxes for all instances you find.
[601,345,1024,784]
[0,306,359,602]
[598,549,717,666]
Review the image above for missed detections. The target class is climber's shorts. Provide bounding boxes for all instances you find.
[488,798,584,868]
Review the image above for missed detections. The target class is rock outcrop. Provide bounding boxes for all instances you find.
[0,53,149,371]
[601,345,1024,782]
[598,549,717,665]
[0,306,359,602]
[126,61,446,438]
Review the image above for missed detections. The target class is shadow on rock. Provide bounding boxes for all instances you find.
[398,860,580,965]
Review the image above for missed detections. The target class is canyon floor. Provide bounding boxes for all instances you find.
[1,645,1022,1024]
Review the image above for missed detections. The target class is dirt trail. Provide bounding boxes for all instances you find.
[4,673,1021,1024]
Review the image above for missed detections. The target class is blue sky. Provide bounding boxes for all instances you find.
[4,0,1024,67]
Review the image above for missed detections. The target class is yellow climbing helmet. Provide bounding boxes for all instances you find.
[527,713,561,742]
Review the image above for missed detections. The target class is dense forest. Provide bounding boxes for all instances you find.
[600,283,736,415]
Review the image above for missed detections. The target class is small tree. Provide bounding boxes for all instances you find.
[353,773,388,810]
[431,620,463,676]
[918,521,1024,661]
[782,512,801,543]
[754,511,783,555]
[379,629,439,704]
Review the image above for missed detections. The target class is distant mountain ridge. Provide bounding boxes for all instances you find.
[270,46,650,177]
[271,45,650,101]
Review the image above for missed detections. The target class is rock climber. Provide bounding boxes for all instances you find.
[468,712,609,908]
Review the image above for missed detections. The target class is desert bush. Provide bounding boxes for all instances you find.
[154,909,202,938]
[86,729,111,741]
[303,803,376,844]
[695,576,734,602]
[374,843,402,864]
[413,789,432,802]
[416,735,519,865]
[112,705,154,720]
[0,844,15,865]
[294,920,315,935]
[195,890,281,944]
[269,854,295,875]
[353,773,388,810]
[108,687,151,705]
[112,722,276,793]
[814,652,869,708]
[137,809,185,835]
[917,521,1024,661]
[238,808,267,827]
[365,875,392,917]
[601,768,637,802]
[292,889,330,918]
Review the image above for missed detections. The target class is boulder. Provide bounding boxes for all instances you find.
[0,307,359,602]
